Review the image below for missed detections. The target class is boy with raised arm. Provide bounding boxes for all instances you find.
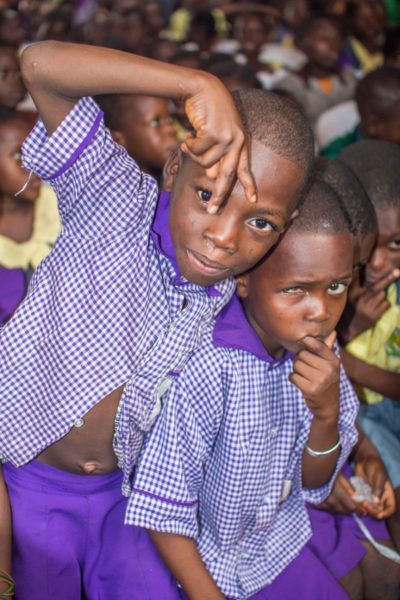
[0,43,314,598]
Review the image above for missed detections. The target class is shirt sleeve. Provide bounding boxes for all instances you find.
[125,369,223,536]
[21,96,158,238]
[302,363,359,504]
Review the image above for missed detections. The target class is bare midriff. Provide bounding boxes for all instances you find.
[37,386,124,475]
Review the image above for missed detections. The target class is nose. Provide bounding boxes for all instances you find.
[203,211,239,254]
[369,247,386,273]
[305,294,330,324]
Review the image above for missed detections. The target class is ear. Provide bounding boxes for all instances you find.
[162,146,183,192]
[235,273,250,299]
[360,114,380,138]
[111,130,127,149]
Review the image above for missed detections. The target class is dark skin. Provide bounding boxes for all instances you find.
[19,41,304,475]
[297,19,344,80]
[340,208,400,400]
[109,95,179,180]
[0,119,41,243]
[150,228,354,600]
[0,47,26,110]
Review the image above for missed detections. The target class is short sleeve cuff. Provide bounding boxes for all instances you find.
[125,487,199,538]
[22,96,103,181]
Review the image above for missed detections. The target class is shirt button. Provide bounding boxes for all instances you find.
[74,418,85,428]
[270,427,278,437]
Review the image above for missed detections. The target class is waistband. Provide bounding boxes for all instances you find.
[3,459,123,495]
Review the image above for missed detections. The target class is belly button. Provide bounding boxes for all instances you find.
[82,462,99,474]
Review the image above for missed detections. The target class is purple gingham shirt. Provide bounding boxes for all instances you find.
[128,294,359,599]
[0,97,235,495]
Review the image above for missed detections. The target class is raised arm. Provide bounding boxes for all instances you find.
[20,41,256,209]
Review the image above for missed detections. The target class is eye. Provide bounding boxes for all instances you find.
[248,217,277,232]
[282,286,304,295]
[388,239,400,251]
[328,282,348,295]
[149,118,161,128]
[196,188,212,203]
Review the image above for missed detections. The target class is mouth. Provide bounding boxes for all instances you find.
[186,248,230,278]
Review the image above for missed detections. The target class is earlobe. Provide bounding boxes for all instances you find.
[111,130,127,149]
[235,274,250,299]
[162,147,182,192]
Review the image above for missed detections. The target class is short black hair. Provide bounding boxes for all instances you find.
[339,140,400,211]
[232,88,314,177]
[295,12,345,45]
[355,66,400,118]
[207,60,262,89]
[313,157,377,237]
[288,176,352,236]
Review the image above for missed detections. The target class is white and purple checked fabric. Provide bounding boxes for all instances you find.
[129,329,359,599]
[0,97,235,495]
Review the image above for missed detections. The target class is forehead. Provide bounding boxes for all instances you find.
[0,49,17,68]
[376,205,400,237]
[255,231,353,282]
[304,19,341,39]
[122,95,168,118]
[0,120,29,148]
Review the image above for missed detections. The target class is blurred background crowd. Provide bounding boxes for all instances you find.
[0,0,399,152]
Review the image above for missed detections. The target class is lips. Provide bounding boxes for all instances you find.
[186,248,230,277]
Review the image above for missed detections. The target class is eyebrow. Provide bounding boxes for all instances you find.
[283,273,353,284]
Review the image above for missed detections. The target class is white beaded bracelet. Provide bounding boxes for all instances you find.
[305,438,341,457]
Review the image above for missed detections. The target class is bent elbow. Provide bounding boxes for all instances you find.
[20,41,55,90]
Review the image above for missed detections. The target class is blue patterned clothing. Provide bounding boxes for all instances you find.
[129,295,359,599]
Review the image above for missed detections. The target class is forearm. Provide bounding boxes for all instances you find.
[0,466,12,576]
[148,530,224,600]
[341,349,400,401]
[352,424,379,462]
[302,416,340,489]
[20,41,213,133]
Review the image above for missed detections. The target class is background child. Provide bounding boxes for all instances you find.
[97,93,179,182]
[1,43,314,599]
[129,178,359,600]
[0,112,59,325]
[339,140,400,551]
[306,157,400,598]
[275,14,357,127]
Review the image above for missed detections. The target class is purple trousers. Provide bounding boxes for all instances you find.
[3,460,183,600]
[4,460,349,600]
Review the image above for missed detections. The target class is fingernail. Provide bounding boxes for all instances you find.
[250,194,257,203]
[208,205,218,215]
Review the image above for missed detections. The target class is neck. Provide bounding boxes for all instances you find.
[303,62,336,79]
[0,196,34,242]
[242,302,286,359]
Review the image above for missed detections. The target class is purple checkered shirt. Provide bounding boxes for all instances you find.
[128,294,359,599]
[0,97,235,495]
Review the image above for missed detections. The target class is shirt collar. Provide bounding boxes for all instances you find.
[150,191,221,297]
[213,293,292,366]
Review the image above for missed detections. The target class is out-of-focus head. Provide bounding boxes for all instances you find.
[0,46,25,110]
[295,13,345,71]
[355,66,400,144]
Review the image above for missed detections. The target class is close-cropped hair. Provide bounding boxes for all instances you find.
[294,12,345,45]
[339,140,400,211]
[232,89,314,176]
[313,157,377,237]
[355,66,400,117]
[288,176,352,236]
